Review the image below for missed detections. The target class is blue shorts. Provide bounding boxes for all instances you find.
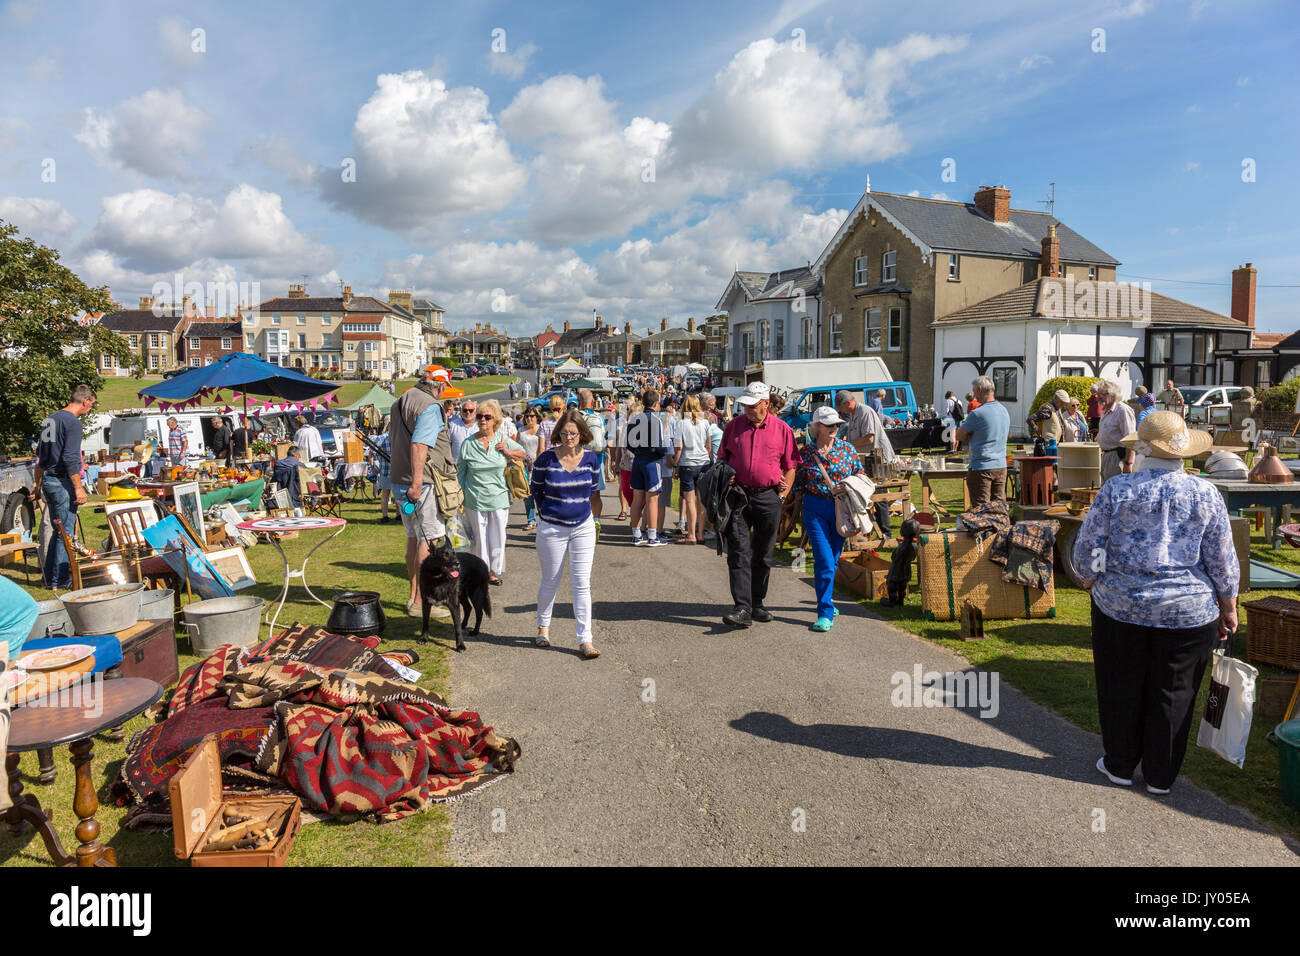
[630,458,663,493]
[677,463,704,492]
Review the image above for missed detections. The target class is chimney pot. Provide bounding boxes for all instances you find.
[688,317,696,333]
[595,315,602,329]
[1231,263,1257,329]
[625,321,631,334]
[139,295,153,310]
[564,320,570,332]
[1040,222,1061,279]
[661,317,669,331]
[974,185,1011,223]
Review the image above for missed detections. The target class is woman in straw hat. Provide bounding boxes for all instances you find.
[1072,410,1239,795]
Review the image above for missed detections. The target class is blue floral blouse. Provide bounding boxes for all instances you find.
[793,438,863,500]
[1072,469,1238,628]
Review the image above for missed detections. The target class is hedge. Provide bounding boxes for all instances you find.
[1029,375,1102,418]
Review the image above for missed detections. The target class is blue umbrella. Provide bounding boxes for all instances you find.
[137,352,336,416]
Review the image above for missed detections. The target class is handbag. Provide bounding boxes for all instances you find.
[1196,648,1258,768]
[812,449,862,539]
[505,459,531,499]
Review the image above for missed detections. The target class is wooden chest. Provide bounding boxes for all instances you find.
[170,734,301,867]
[116,620,180,689]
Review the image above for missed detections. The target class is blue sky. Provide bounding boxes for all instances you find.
[1,0,1296,336]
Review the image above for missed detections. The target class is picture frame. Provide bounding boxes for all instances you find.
[172,481,205,541]
[141,516,234,600]
[205,545,256,591]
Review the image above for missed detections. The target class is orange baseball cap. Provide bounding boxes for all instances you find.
[441,385,465,399]
[421,364,451,383]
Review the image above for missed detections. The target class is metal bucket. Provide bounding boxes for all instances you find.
[139,588,175,621]
[62,583,145,636]
[181,596,265,655]
[26,599,72,643]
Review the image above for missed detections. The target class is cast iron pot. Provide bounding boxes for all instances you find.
[327,591,386,637]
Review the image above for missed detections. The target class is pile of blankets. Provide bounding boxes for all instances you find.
[958,501,1059,591]
[117,625,520,825]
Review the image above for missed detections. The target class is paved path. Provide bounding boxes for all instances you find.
[447,492,1298,865]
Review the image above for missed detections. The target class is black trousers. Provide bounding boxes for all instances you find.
[1090,603,1219,790]
[724,486,782,610]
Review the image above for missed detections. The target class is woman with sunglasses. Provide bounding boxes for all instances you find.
[529,410,602,659]
[455,399,525,585]
[794,405,865,632]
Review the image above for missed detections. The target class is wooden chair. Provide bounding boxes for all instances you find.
[0,532,38,585]
[105,506,182,595]
[298,465,341,518]
[51,518,125,591]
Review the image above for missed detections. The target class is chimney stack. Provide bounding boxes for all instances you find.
[342,285,352,305]
[564,320,570,332]
[595,315,602,329]
[974,185,1011,223]
[1040,223,1061,279]
[624,321,631,335]
[288,283,306,298]
[1231,263,1257,329]
[660,317,669,331]
[687,316,696,333]
[139,295,154,311]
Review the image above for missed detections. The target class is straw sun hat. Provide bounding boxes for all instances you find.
[1119,409,1213,460]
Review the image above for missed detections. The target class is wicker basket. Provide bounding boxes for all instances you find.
[918,531,1055,621]
[1243,596,1300,670]
[1069,487,1100,507]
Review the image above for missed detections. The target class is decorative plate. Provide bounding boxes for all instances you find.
[15,644,95,672]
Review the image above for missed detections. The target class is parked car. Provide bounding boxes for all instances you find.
[1180,385,1250,424]
[780,380,920,432]
[450,368,467,380]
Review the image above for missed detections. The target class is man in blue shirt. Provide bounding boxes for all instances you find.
[955,376,1010,507]
[32,385,96,589]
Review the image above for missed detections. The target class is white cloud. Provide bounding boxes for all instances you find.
[930,191,950,200]
[318,71,528,237]
[1185,104,1199,112]
[76,88,210,179]
[4,0,42,25]
[1236,76,1251,87]
[0,196,77,244]
[381,182,844,333]
[1017,54,1052,73]
[1112,0,1153,17]
[672,34,967,173]
[1184,160,1200,172]
[484,41,537,80]
[85,184,331,275]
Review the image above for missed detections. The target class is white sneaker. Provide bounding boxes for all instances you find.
[1096,756,1133,787]
[1146,784,1171,795]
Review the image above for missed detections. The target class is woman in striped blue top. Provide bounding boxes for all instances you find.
[530,410,602,659]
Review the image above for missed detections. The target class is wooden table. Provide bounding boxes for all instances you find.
[1204,478,1300,550]
[5,677,163,867]
[902,465,972,517]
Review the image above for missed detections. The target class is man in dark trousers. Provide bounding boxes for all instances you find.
[717,381,798,628]
[230,417,251,462]
[210,417,233,467]
[30,385,96,589]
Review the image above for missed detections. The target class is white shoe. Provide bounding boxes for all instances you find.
[1096,756,1132,787]
[1146,784,1171,795]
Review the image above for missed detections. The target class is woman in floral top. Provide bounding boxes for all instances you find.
[1072,411,1238,796]
[793,406,865,632]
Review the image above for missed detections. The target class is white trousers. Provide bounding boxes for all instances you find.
[536,516,596,644]
[467,507,508,575]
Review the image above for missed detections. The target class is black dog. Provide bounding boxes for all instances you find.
[881,517,921,607]
[418,535,492,651]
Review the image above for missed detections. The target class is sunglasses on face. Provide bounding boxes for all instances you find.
[475,413,493,420]
[558,431,579,439]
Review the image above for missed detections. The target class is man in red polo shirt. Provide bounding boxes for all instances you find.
[718,382,799,628]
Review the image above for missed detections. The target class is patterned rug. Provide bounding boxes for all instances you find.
[118,626,519,825]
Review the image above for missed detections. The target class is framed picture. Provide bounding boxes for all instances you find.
[141,516,234,600]
[172,481,204,541]
[205,546,256,591]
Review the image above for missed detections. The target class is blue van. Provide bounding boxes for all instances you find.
[780,382,919,432]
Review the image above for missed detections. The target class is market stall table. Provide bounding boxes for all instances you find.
[5,677,163,867]
[236,516,347,635]
[901,464,973,517]
[1204,479,1300,550]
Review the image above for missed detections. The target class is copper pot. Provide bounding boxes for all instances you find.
[1249,443,1294,484]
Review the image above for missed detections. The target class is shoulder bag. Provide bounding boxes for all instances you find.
[812,448,870,539]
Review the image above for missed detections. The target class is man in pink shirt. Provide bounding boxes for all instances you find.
[718,382,798,628]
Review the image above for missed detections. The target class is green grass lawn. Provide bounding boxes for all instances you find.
[94,375,516,412]
[776,470,1300,842]
[0,495,460,867]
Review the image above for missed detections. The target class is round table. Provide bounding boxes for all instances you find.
[236,516,347,634]
[5,677,163,867]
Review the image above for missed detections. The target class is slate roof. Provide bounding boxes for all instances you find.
[99,309,186,333]
[183,321,242,338]
[934,278,1244,328]
[754,266,822,300]
[867,192,1120,264]
[449,330,510,344]
[412,297,444,313]
[257,296,394,313]
[735,272,769,298]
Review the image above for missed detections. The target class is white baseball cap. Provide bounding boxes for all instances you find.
[812,406,845,426]
[737,382,771,406]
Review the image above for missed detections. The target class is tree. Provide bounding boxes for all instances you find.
[0,220,136,453]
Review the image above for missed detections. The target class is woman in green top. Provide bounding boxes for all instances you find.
[456,399,525,584]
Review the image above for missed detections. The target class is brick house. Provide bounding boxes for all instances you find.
[448,324,510,363]
[813,184,1119,403]
[180,320,243,367]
